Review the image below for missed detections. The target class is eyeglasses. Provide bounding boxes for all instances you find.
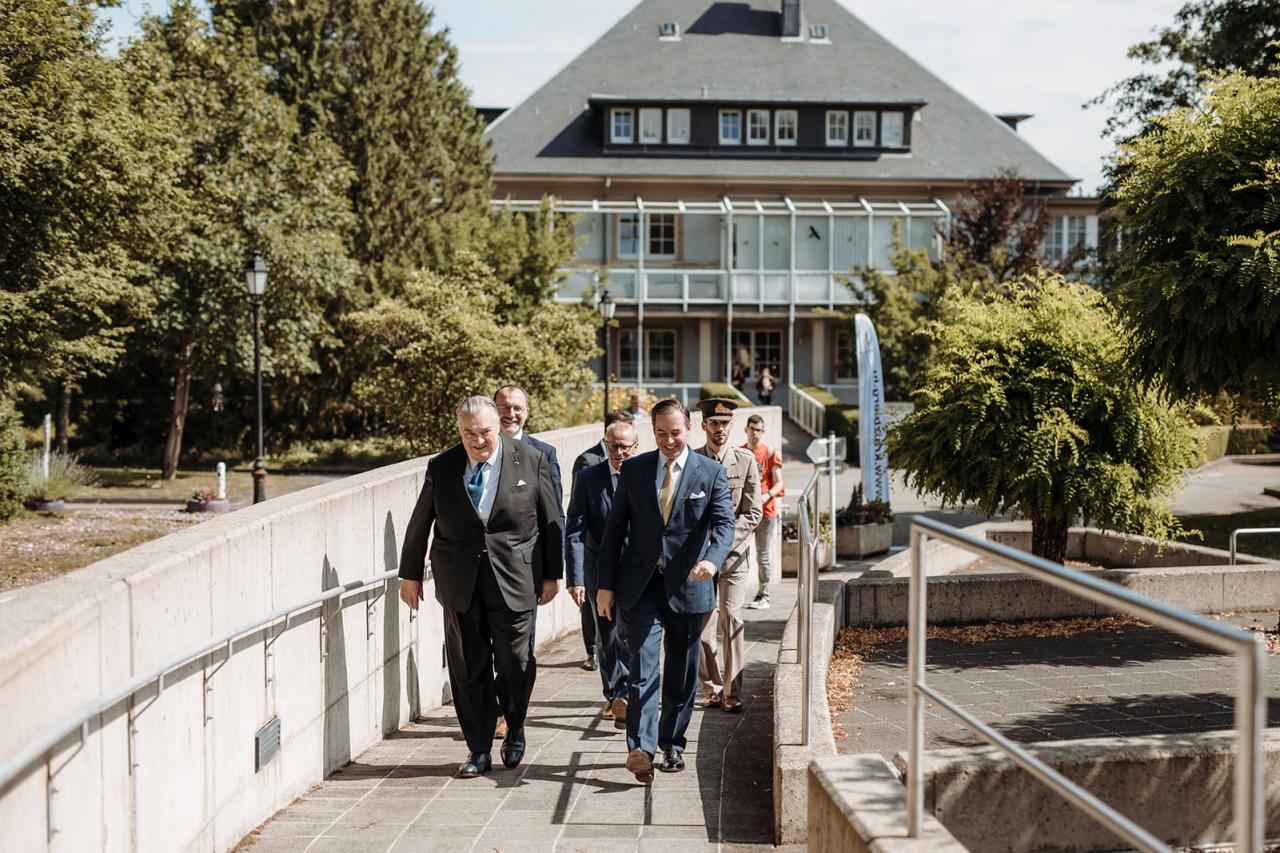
[605,441,639,453]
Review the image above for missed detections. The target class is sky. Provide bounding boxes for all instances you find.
[100,0,1187,195]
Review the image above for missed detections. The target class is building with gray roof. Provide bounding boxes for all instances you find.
[487,0,1099,405]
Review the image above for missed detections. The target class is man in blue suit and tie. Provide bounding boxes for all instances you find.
[566,417,641,726]
[597,398,734,782]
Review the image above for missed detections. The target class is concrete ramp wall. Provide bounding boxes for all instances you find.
[0,405,782,852]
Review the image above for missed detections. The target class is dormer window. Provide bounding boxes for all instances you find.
[667,108,691,144]
[809,24,829,41]
[881,111,905,147]
[826,111,848,146]
[638,108,663,143]
[658,21,680,39]
[853,110,876,147]
[611,109,634,143]
[747,109,770,145]
[719,110,742,144]
[775,110,798,145]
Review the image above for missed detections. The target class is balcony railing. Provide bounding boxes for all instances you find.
[555,267,862,307]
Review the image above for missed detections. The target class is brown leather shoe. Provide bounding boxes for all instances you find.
[601,702,616,721]
[495,716,507,739]
[610,697,628,723]
[700,692,723,709]
[723,696,744,714]
[625,747,654,783]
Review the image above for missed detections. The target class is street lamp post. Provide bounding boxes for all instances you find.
[244,253,269,504]
[598,289,616,425]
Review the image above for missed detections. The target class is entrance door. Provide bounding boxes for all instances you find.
[731,329,784,398]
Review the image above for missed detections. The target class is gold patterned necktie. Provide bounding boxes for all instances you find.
[659,456,677,524]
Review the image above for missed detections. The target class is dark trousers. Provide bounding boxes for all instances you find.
[580,599,597,655]
[587,584,629,701]
[443,555,535,755]
[622,571,703,756]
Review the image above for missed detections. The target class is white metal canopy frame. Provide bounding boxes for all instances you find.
[905,515,1265,851]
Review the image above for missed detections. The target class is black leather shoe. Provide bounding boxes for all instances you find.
[501,726,526,769]
[456,752,491,778]
[659,748,684,773]
[583,656,598,671]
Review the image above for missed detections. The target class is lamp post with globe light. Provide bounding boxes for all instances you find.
[244,253,268,504]
[598,288,616,425]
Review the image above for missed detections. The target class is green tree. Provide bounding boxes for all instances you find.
[888,274,1198,563]
[1091,0,1280,140]
[0,398,26,522]
[1109,67,1280,408]
[123,3,357,478]
[0,0,175,395]
[347,253,597,453]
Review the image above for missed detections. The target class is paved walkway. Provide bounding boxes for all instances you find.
[238,584,795,853]
[837,612,1280,756]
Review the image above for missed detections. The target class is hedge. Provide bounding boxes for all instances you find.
[0,398,26,522]
[699,382,750,404]
[1197,424,1279,464]
[797,384,859,462]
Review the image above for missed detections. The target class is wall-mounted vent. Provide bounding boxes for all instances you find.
[809,24,829,41]
[659,21,680,39]
[255,717,281,771]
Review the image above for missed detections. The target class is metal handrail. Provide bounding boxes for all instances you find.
[796,468,821,746]
[0,568,400,794]
[906,515,1264,851]
[788,385,826,438]
[1230,527,1280,565]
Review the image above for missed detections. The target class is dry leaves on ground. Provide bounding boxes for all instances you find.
[826,616,1145,741]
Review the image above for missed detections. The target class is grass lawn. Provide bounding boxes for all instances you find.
[1177,506,1280,560]
[72,467,342,504]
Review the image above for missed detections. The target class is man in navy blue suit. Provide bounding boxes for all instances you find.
[494,384,565,736]
[597,398,734,782]
[566,416,641,727]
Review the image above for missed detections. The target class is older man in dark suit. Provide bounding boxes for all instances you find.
[566,416,641,726]
[597,398,734,782]
[399,396,562,778]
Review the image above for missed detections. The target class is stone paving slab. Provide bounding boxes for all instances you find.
[237,584,796,853]
[836,611,1280,756]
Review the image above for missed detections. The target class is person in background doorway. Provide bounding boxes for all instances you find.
[626,393,645,418]
[744,415,784,609]
[755,367,775,406]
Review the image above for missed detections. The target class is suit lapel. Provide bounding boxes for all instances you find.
[489,436,519,518]
[449,446,483,525]
[671,450,701,519]
[640,451,663,523]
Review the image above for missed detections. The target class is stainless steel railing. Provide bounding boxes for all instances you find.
[906,515,1264,851]
[796,468,821,746]
[0,568,402,827]
[1230,527,1280,565]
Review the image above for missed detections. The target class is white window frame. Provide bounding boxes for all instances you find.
[775,109,798,146]
[881,111,905,147]
[610,108,634,144]
[825,110,848,146]
[647,213,676,259]
[853,111,876,147]
[618,213,640,259]
[638,108,663,144]
[667,108,690,145]
[719,109,742,145]
[747,109,770,146]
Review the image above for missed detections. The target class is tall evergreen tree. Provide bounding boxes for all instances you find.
[222,0,494,294]
[123,2,357,478]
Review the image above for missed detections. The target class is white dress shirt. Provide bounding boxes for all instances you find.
[654,444,690,502]
[464,438,503,523]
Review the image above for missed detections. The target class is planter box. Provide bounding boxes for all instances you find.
[836,521,893,559]
[781,540,833,576]
[185,498,231,514]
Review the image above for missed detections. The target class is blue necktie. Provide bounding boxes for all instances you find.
[467,462,486,510]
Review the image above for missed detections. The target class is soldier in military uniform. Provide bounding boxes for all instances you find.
[694,398,762,713]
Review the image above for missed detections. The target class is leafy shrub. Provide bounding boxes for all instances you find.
[0,399,25,522]
[836,484,893,527]
[699,382,749,404]
[1227,425,1278,455]
[1197,426,1232,464]
[25,452,98,501]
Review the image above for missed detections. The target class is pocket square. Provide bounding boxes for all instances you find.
[689,490,707,499]
[516,479,528,487]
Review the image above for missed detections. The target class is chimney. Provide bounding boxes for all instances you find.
[781,0,801,38]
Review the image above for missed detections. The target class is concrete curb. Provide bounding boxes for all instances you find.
[772,569,854,845]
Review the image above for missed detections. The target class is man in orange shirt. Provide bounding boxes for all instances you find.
[743,415,784,609]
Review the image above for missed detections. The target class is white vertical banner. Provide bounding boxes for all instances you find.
[854,313,890,502]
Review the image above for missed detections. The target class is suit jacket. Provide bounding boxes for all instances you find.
[572,440,606,480]
[597,449,734,614]
[521,432,565,572]
[398,439,564,612]
[697,444,763,563]
[565,459,620,591]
